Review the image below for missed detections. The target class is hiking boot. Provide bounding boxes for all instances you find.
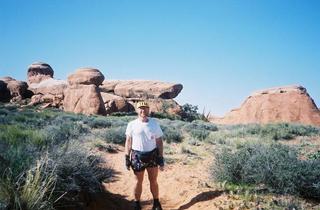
[134,201,141,210]
[134,205,141,210]
[152,201,162,210]
[152,204,162,210]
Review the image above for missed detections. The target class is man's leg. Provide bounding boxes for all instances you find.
[147,167,162,209]
[146,167,159,199]
[133,170,145,201]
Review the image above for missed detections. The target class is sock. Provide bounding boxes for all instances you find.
[153,199,160,205]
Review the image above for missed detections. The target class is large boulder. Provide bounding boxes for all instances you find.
[67,68,104,86]
[127,98,181,115]
[100,80,120,93]
[28,78,67,95]
[27,62,54,84]
[144,99,182,115]
[212,85,320,126]
[101,92,134,113]
[64,68,106,115]
[64,84,106,115]
[100,80,183,99]
[0,80,10,102]
[29,93,63,108]
[0,77,30,102]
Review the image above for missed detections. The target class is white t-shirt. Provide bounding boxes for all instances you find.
[126,118,163,152]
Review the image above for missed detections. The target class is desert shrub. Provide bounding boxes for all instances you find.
[53,113,86,123]
[101,126,127,144]
[189,129,210,140]
[0,125,45,146]
[150,112,181,121]
[0,146,36,181]
[239,123,320,140]
[51,143,112,208]
[86,117,112,128]
[212,142,320,198]
[187,138,201,146]
[295,160,320,199]
[1,104,18,111]
[205,131,230,145]
[0,108,10,116]
[0,106,114,209]
[110,118,129,127]
[158,118,186,130]
[307,150,320,160]
[179,103,201,122]
[0,157,56,210]
[160,124,183,143]
[183,120,218,132]
[43,122,88,146]
[110,112,137,117]
[183,120,217,140]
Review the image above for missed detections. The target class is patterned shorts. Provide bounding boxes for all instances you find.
[131,148,158,172]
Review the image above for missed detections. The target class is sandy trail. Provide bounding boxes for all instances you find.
[90,146,223,210]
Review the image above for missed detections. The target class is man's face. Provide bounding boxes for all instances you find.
[138,106,150,118]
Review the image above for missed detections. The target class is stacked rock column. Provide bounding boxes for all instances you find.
[64,68,107,115]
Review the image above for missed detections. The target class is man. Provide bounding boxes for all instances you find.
[125,101,164,210]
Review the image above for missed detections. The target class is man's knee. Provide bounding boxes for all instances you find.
[148,175,158,185]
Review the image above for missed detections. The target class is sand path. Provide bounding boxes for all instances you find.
[92,146,224,210]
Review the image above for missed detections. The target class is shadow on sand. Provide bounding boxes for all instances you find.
[177,190,223,210]
[84,191,135,210]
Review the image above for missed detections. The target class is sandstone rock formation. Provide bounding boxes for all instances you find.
[27,62,54,84]
[101,92,134,113]
[67,68,104,86]
[0,77,30,102]
[142,99,182,115]
[64,68,106,115]
[212,85,320,126]
[0,80,11,102]
[99,80,183,115]
[28,78,67,95]
[27,62,67,108]
[29,94,63,108]
[1,63,184,116]
[100,80,183,99]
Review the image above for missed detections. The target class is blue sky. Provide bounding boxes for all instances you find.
[0,0,319,116]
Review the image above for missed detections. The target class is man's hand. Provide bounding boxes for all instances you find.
[157,156,165,171]
[125,155,131,170]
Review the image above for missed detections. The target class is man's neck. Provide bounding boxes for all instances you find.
[139,116,148,122]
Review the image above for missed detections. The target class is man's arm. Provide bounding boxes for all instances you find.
[156,137,163,157]
[125,135,132,156]
[156,137,164,170]
[124,135,132,170]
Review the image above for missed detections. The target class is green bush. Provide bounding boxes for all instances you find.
[189,129,210,140]
[101,126,127,144]
[239,123,320,140]
[51,143,112,208]
[43,122,88,146]
[110,112,137,117]
[212,142,320,199]
[0,106,114,209]
[160,125,183,143]
[86,117,112,128]
[0,125,45,147]
[179,103,201,122]
[0,157,56,210]
[307,150,320,160]
[150,112,181,121]
[183,120,217,140]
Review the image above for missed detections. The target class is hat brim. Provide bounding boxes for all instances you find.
[137,105,149,108]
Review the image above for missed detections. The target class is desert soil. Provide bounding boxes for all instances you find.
[86,145,233,210]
